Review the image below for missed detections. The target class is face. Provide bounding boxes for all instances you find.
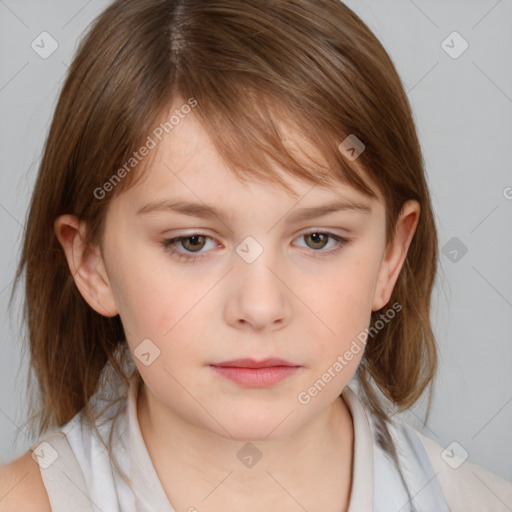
[57,99,419,441]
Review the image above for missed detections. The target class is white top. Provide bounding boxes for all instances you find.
[29,378,512,512]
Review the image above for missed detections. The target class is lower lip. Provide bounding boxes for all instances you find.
[210,365,300,387]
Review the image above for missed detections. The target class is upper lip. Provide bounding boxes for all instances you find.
[210,358,300,368]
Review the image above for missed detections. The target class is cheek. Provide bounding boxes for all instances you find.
[318,256,379,328]
[105,238,179,332]
[306,249,381,373]
[110,256,209,367]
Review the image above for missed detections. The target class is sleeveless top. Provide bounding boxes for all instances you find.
[29,378,452,512]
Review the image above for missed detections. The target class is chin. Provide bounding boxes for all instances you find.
[212,424,292,443]
[204,408,301,443]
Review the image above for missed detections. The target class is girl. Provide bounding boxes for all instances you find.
[1,0,510,511]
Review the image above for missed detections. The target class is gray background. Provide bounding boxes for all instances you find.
[0,0,511,483]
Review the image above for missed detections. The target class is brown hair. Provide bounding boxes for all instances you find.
[10,0,438,491]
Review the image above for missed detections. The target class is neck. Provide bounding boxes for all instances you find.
[137,383,354,512]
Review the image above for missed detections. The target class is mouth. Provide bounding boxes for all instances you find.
[210,357,300,369]
[210,358,301,387]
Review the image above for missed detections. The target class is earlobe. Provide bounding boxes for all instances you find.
[54,214,119,317]
[372,200,420,311]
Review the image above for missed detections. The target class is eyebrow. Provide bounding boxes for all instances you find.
[136,198,372,222]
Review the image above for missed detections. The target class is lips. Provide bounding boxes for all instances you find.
[210,358,299,369]
[210,358,301,387]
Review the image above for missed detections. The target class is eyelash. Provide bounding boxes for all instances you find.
[159,231,352,263]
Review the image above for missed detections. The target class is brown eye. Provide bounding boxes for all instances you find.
[179,235,206,252]
[304,232,330,250]
[295,231,351,258]
[160,233,218,263]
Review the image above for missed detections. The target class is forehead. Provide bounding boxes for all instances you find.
[117,99,383,211]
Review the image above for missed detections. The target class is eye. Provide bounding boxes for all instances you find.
[160,234,216,262]
[295,230,352,257]
[160,230,352,263]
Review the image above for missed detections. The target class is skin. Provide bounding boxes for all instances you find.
[54,98,420,512]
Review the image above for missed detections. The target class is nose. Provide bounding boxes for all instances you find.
[225,242,290,332]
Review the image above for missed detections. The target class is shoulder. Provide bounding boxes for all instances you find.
[413,427,512,512]
[0,451,51,512]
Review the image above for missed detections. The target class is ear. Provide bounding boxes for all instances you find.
[54,214,119,317]
[372,200,420,311]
